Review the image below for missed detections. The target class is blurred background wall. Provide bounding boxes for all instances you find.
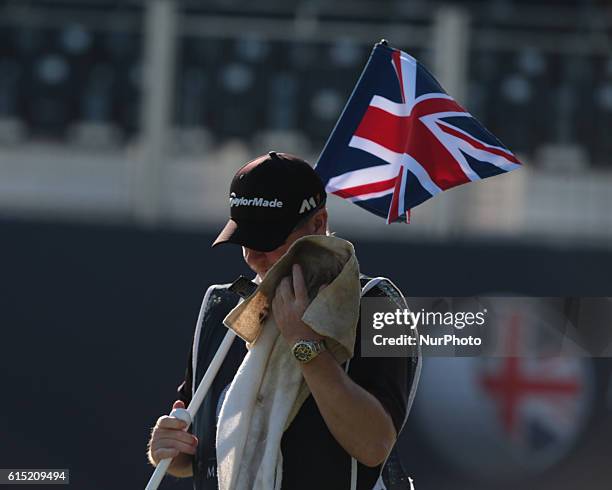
[0,0,611,489]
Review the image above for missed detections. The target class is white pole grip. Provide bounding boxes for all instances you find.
[144,329,237,490]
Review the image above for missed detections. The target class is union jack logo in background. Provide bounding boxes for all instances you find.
[315,41,522,223]
[478,312,589,460]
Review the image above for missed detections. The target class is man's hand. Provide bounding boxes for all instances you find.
[147,400,198,478]
[271,263,325,345]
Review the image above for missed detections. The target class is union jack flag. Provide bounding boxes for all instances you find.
[315,41,522,223]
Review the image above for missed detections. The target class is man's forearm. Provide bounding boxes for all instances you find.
[298,350,397,467]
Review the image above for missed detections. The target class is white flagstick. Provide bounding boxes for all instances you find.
[145,329,237,490]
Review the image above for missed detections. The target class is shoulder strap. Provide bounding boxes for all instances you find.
[191,284,237,394]
[348,276,422,490]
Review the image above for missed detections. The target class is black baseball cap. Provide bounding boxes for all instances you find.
[212,151,327,252]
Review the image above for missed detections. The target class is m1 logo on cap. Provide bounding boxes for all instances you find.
[229,192,283,208]
[299,196,317,214]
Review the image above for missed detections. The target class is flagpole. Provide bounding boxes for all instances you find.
[144,329,237,490]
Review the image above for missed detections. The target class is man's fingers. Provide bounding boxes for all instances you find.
[277,276,293,302]
[155,428,198,446]
[292,264,308,302]
[172,400,185,410]
[153,447,180,461]
[151,438,197,456]
[157,415,187,430]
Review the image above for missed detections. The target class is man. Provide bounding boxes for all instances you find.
[147,151,418,489]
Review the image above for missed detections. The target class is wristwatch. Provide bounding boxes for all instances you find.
[291,339,326,363]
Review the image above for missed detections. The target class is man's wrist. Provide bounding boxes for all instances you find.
[283,320,324,346]
[298,348,335,371]
[288,332,324,346]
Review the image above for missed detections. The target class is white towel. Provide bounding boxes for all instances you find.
[216,235,361,490]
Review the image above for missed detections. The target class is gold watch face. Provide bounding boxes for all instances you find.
[293,342,314,362]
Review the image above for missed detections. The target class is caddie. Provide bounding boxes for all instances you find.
[147,151,419,489]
